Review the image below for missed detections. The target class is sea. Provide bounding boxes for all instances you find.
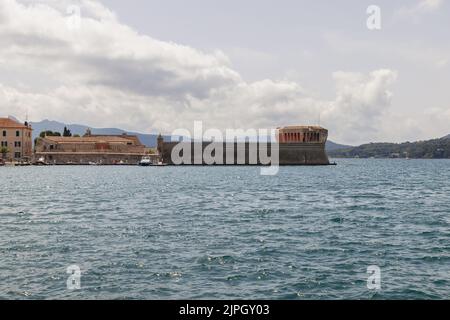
[0,159,449,299]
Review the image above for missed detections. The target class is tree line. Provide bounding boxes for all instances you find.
[328,137,450,159]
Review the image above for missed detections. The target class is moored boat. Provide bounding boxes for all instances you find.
[139,156,152,166]
[33,157,48,166]
[155,161,167,167]
[15,160,32,166]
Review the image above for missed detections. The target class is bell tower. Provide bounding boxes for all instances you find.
[157,133,164,156]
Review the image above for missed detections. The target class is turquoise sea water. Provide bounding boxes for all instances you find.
[0,159,449,299]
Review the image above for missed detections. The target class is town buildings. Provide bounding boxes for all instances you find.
[0,117,33,161]
[34,129,152,165]
[0,118,331,165]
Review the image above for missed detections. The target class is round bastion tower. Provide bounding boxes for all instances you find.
[276,126,328,144]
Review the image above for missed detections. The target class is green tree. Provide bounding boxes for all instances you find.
[39,130,61,138]
[63,127,72,137]
[0,146,9,160]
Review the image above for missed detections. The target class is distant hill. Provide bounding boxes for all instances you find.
[30,120,168,147]
[328,137,450,159]
[325,140,353,151]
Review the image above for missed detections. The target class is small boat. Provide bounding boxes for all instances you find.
[139,156,152,166]
[16,161,32,166]
[34,157,48,166]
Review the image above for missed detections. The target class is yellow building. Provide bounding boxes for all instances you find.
[0,117,33,160]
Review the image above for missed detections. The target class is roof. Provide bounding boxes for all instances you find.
[0,117,32,129]
[277,125,327,131]
[43,135,140,144]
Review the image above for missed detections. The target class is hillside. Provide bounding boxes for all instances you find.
[328,137,450,159]
[325,140,353,151]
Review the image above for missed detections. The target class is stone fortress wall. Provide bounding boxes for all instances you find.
[34,131,153,165]
[158,126,331,166]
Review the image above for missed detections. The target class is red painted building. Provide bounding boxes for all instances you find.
[276,126,328,144]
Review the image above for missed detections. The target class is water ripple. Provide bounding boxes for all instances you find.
[0,159,449,299]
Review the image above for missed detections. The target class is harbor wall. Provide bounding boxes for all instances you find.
[34,152,157,165]
[159,141,330,165]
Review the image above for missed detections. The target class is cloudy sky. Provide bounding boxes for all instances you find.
[0,0,449,144]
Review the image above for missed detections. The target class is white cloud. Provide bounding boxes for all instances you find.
[322,70,398,143]
[0,0,401,144]
[419,0,444,11]
[396,0,444,21]
[324,31,450,70]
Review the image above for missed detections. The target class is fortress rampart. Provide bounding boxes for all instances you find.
[158,126,330,166]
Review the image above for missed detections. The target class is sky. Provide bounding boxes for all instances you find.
[0,0,449,144]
